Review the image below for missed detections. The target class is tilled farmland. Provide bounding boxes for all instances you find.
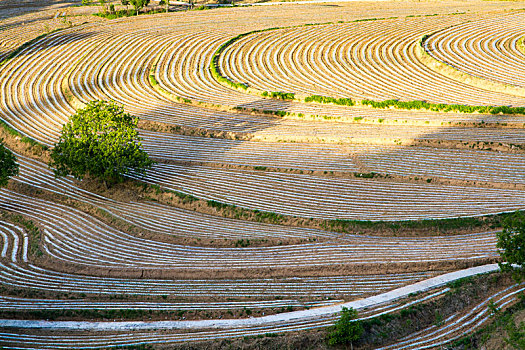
[0,0,524,348]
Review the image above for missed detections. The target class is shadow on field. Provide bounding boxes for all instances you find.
[0,0,81,20]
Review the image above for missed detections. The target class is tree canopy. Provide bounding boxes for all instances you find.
[497,213,525,282]
[0,140,19,188]
[129,0,149,15]
[49,100,154,185]
[328,307,363,347]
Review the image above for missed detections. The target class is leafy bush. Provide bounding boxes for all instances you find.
[304,94,355,106]
[497,213,525,282]
[361,98,525,115]
[262,91,295,100]
[328,307,363,347]
[95,8,135,18]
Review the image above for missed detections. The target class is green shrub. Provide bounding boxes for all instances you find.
[361,98,525,115]
[304,94,354,106]
[264,91,295,100]
[497,213,525,282]
[328,307,363,346]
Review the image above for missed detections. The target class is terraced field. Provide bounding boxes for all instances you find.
[1,0,524,348]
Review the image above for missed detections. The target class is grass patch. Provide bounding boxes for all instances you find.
[149,184,199,204]
[361,98,525,115]
[262,91,295,100]
[517,36,525,55]
[304,95,355,106]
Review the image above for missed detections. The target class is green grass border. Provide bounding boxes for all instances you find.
[210,13,525,116]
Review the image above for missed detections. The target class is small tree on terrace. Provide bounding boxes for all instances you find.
[497,213,525,282]
[0,140,19,188]
[328,307,363,349]
[49,100,154,187]
[129,0,150,15]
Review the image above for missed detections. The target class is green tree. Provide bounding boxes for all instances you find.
[49,100,154,186]
[0,140,19,188]
[121,0,129,11]
[328,307,363,349]
[497,214,525,282]
[129,0,150,15]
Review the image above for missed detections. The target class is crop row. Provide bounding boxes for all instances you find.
[1,17,524,152]
[379,284,525,349]
[1,21,523,222]
[0,221,436,299]
[0,6,523,348]
[132,163,525,221]
[2,188,499,271]
[218,13,525,106]
[2,280,523,349]
[424,12,525,91]
[0,287,452,348]
[0,295,341,311]
[139,130,525,184]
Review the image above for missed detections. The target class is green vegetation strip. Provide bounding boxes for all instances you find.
[0,308,194,321]
[304,95,355,106]
[147,183,286,224]
[0,33,47,67]
[517,36,525,55]
[322,211,521,234]
[361,98,525,115]
[210,14,525,117]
